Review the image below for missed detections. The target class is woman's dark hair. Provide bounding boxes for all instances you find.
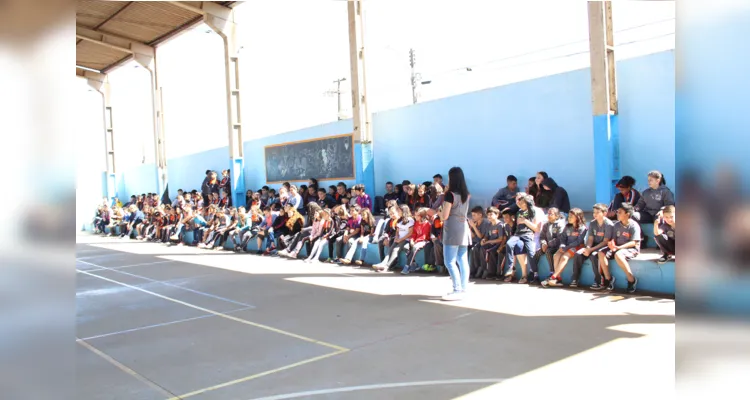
[329,185,337,192]
[537,171,549,181]
[621,176,637,188]
[300,184,308,192]
[309,178,319,187]
[395,184,403,193]
[527,177,539,197]
[447,166,469,203]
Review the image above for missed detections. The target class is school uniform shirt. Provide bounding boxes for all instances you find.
[484,220,504,245]
[613,219,642,250]
[413,195,429,210]
[539,219,566,248]
[560,224,588,250]
[219,197,229,208]
[346,215,362,232]
[318,195,336,209]
[412,220,431,242]
[609,189,642,215]
[659,221,675,241]
[635,185,676,217]
[396,217,415,240]
[334,193,344,205]
[491,186,519,209]
[588,218,615,247]
[289,193,303,211]
[471,218,491,243]
[355,193,372,211]
[361,220,374,237]
[431,217,444,240]
[219,177,231,193]
[514,208,536,236]
[383,191,399,204]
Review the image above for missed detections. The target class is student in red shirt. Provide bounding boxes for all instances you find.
[403,208,432,274]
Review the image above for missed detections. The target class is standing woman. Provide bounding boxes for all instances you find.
[440,167,472,301]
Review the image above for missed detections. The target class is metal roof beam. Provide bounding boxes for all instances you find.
[76,25,154,58]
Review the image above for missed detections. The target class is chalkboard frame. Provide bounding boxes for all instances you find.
[263,133,356,184]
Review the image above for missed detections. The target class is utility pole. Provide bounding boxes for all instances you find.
[325,77,347,120]
[409,48,418,104]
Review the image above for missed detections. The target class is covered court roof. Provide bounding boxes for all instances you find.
[76,1,239,74]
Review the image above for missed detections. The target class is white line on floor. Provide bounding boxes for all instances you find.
[247,379,505,400]
[77,259,176,271]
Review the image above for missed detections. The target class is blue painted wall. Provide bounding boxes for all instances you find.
[117,51,675,210]
[372,67,594,207]
[618,50,675,196]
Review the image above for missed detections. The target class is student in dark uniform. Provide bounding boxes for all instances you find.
[635,170,675,223]
[597,203,641,293]
[607,176,642,220]
[478,207,505,280]
[572,203,615,289]
[502,195,540,284]
[653,205,675,264]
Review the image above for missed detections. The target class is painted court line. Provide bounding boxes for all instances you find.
[166,350,349,400]
[247,379,506,400]
[77,269,349,352]
[77,259,177,272]
[77,338,178,399]
[79,306,255,341]
[77,259,255,308]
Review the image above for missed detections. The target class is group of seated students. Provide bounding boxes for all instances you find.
[92,169,676,294]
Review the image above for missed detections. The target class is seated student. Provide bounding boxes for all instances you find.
[133,206,150,239]
[335,205,362,262]
[238,205,263,251]
[341,207,376,265]
[288,185,304,214]
[493,210,516,279]
[305,209,334,263]
[245,190,254,209]
[260,186,270,207]
[278,187,290,209]
[353,184,372,211]
[378,181,399,215]
[433,174,444,188]
[425,208,445,273]
[266,189,278,206]
[502,194,540,283]
[205,208,231,249]
[477,207,505,280]
[542,208,587,287]
[541,177,571,215]
[403,184,417,211]
[635,170,675,223]
[282,182,291,192]
[169,205,195,244]
[429,184,445,211]
[255,206,279,255]
[279,203,321,257]
[334,182,347,205]
[123,205,145,239]
[376,205,400,263]
[491,175,520,209]
[305,185,317,207]
[597,203,641,293]
[199,209,222,248]
[316,187,336,209]
[373,205,414,272]
[219,169,231,197]
[532,171,553,209]
[283,209,321,259]
[299,184,309,206]
[403,208,432,274]
[530,207,566,282]
[654,205,675,263]
[210,191,221,207]
[275,204,304,253]
[467,206,490,278]
[188,207,208,246]
[607,176,642,219]
[228,208,248,251]
[325,206,349,262]
[412,185,430,210]
[399,180,411,205]
[394,184,403,204]
[570,203,614,288]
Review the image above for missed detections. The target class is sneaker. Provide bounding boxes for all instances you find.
[341,259,352,265]
[354,260,363,266]
[518,277,528,284]
[569,280,579,288]
[542,277,560,287]
[169,234,179,241]
[606,276,616,292]
[656,255,672,264]
[626,277,638,294]
[423,264,436,272]
[255,250,264,255]
[277,250,290,257]
[401,268,409,275]
[590,282,604,290]
[441,291,464,301]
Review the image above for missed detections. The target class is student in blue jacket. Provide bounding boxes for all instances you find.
[635,170,675,223]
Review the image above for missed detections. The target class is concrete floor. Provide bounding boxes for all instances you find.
[76,234,675,400]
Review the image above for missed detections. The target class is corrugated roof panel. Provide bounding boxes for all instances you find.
[99,2,199,43]
[76,0,125,28]
[76,40,130,71]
